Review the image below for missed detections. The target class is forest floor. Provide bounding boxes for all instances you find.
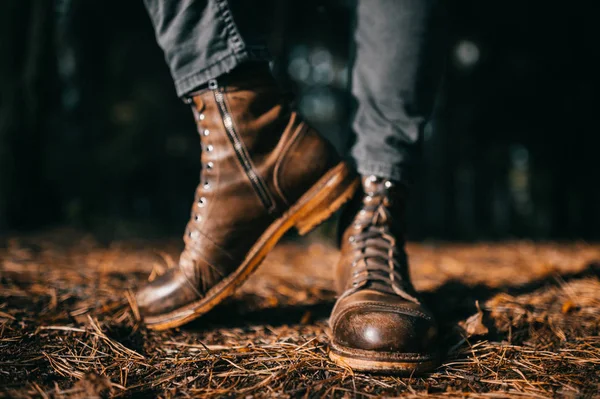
[1,229,599,398]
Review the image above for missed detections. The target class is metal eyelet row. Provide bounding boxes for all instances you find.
[190,108,211,233]
[198,110,211,196]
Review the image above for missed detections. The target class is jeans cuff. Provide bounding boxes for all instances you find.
[352,158,412,185]
[174,47,270,97]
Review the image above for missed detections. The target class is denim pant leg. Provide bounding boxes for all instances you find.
[143,0,273,97]
[350,0,444,184]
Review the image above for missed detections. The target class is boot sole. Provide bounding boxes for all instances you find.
[329,345,439,375]
[144,162,359,330]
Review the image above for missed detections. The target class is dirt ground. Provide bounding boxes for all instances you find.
[1,229,599,398]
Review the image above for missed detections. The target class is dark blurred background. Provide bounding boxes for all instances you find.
[0,0,598,240]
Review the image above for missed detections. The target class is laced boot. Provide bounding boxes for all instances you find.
[135,64,359,330]
[329,176,438,373]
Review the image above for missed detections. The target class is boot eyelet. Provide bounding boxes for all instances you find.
[365,196,372,202]
[206,144,214,152]
[206,162,214,170]
[194,214,202,222]
[348,236,356,243]
[352,282,359,287]
[384,180,393,188]
[202,129,210,136]
[354,222,361,229]
[197,197,206,207]
[197,113,205,121]
[203,182,211,190]
[189,230,199,239]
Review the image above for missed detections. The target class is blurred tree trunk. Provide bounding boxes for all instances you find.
[0,0,55,232]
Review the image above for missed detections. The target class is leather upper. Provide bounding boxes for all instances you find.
[331,290,437,354]
[136,64,340,318]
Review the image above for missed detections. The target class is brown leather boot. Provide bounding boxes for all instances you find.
[329,176,438,373]
[135,64,359,330]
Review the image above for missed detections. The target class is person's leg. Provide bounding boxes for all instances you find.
[143,0,273,97]
[330,0,444,373]
[136,0,359,330]
[349,0,443,184]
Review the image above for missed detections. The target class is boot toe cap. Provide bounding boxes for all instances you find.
[332,308,438,354]
[135,270,200,318]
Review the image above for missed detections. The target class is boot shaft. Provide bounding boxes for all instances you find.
[187,64,341,214]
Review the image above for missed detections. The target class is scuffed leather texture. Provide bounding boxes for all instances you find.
[331,290,437,354]
[330,177,438,356]
[274,116,340,206]
[135,270,201,316]
[135,64,341,319]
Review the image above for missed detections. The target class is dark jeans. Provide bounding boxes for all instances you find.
[143,0,443,183]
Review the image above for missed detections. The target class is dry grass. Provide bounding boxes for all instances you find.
[1,229,599,398]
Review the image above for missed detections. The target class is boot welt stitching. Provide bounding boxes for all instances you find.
[330,342,438,362]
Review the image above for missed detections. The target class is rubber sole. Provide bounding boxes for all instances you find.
[329,346,439,375]
[144,162,359,330]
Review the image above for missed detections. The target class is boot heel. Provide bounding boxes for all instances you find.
[294,163,359,236]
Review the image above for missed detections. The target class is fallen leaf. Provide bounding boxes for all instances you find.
[459,301,489,337]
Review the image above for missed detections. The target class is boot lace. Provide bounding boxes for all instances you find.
[347,178,419,304]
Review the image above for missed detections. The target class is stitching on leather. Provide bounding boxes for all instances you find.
[331,301,432,330]
[273,117,306,206]
[179,267,204,300]
[340,301,432,319]
[195,228,235,261]
[221,90,278,214]
[330,342,436,361]
[271,113,299,207]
